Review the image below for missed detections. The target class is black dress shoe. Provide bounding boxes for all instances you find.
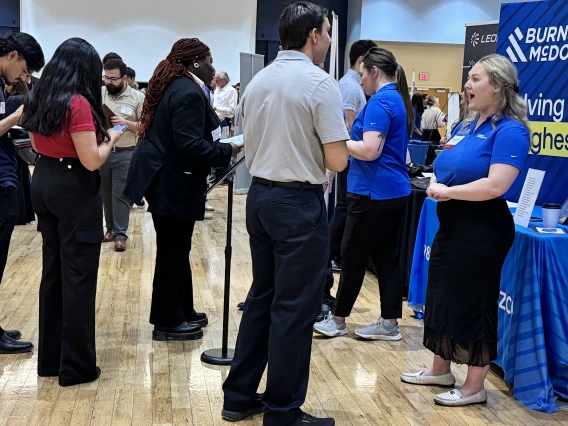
[222,393,264,422]
[60,366,101,387]
[4,330,21,340]
[316,304,331,323]
[237,302,245,311]
[331,260,341,274]
[289,413,335,426]
[0,333,33,354]
[187,310,208,327]
[153,322,203,341]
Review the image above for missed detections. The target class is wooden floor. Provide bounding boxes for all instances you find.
[0,187,566,426]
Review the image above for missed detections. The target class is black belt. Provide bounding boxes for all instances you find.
[111,146,136,152]
[252,177,321,190]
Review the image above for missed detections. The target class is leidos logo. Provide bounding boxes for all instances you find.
[507,26,568,62]
[470,32,496,47]
[471,32,480,46]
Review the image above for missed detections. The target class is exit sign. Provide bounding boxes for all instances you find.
[419,73,429,81]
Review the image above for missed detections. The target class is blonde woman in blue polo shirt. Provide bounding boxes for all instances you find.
[401,54,530,407]
[314,47,413,340]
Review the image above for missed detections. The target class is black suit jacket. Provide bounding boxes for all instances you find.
[124,76,232,221]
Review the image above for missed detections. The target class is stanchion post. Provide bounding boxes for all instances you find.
[221,175,233,356]
[201,159,244,366]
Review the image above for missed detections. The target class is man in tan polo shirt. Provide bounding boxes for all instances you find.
[101,59,145,251]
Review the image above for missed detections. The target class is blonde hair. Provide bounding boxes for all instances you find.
[464,54,529,130]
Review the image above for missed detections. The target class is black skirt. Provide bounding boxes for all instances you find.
[423,199,515,367]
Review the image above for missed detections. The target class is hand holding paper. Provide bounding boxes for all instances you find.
[220,134,244,147]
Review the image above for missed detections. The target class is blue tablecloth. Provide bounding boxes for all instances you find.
[408,141,429,165]
[408,197,568,413]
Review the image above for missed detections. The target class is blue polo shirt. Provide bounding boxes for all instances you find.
[348,83,410,200]
[434,115,530,199]
[0,80,18,189]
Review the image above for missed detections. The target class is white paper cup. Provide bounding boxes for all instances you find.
[542,203,561,228]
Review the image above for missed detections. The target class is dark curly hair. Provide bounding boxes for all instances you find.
[138,38,210,142]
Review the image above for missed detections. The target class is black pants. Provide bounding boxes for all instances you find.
[16,155,34,225]
[32,156,103,386]
[323,166,349,305]
[329,165,349,262]
[421,128,441,143]
[421,129,442,165]
[334,193,409,319]
[223,182,328,426]
[149,214,196,326]
[0,186,19,338]
[323,263,335,307]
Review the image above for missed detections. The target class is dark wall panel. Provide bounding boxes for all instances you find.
[0,0,20,28]
[255,0,348,76]
[0,0,20,36]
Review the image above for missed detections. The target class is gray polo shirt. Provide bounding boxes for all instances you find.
[338,69,366,116]
[242,50,349,184]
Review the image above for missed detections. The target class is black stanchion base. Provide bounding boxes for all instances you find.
[201,348,235,366]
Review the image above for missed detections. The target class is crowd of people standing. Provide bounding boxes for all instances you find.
[0,0,532,424]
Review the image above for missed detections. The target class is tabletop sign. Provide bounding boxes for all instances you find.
[514,168,546,228]
[533,227,566,235]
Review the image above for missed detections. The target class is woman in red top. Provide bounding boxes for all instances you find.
[22,38,122,387]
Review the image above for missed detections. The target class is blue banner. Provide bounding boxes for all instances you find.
[408,198,439,314]
[498,0,568,205]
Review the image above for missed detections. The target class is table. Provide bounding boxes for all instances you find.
[408,197,568,413]
[399,188,427,296]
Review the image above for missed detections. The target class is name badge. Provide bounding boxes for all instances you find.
[121,106,133,115]
[0,102,5,114]
[447,136,465,146]
[212,126,222,141]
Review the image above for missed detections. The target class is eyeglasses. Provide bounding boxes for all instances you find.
[103,76,122,83]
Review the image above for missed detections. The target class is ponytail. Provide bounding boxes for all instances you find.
[395,64,414,138]
[362,48,414,138]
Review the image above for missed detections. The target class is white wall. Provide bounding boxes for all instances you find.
[21,0,257,82]
[360,0,536,44]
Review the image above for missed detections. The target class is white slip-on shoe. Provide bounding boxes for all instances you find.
[400,370,456,387]
[434,388,488,407]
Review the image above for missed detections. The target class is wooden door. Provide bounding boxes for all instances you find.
[416,87,449,137]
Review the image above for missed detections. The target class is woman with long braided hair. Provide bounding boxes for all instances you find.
[125,38,242,341]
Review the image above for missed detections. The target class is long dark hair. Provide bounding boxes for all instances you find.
[411,93,424,115]
[22,38,108,140]
[362,47,414,138]
[138,38,210,142]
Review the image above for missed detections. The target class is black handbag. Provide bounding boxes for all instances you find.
[406,163,433,178]
[410,177,431,190]
[8,127,38,165]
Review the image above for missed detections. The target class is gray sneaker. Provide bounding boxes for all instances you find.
[313,315,348,337]
[354,318,402,341]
